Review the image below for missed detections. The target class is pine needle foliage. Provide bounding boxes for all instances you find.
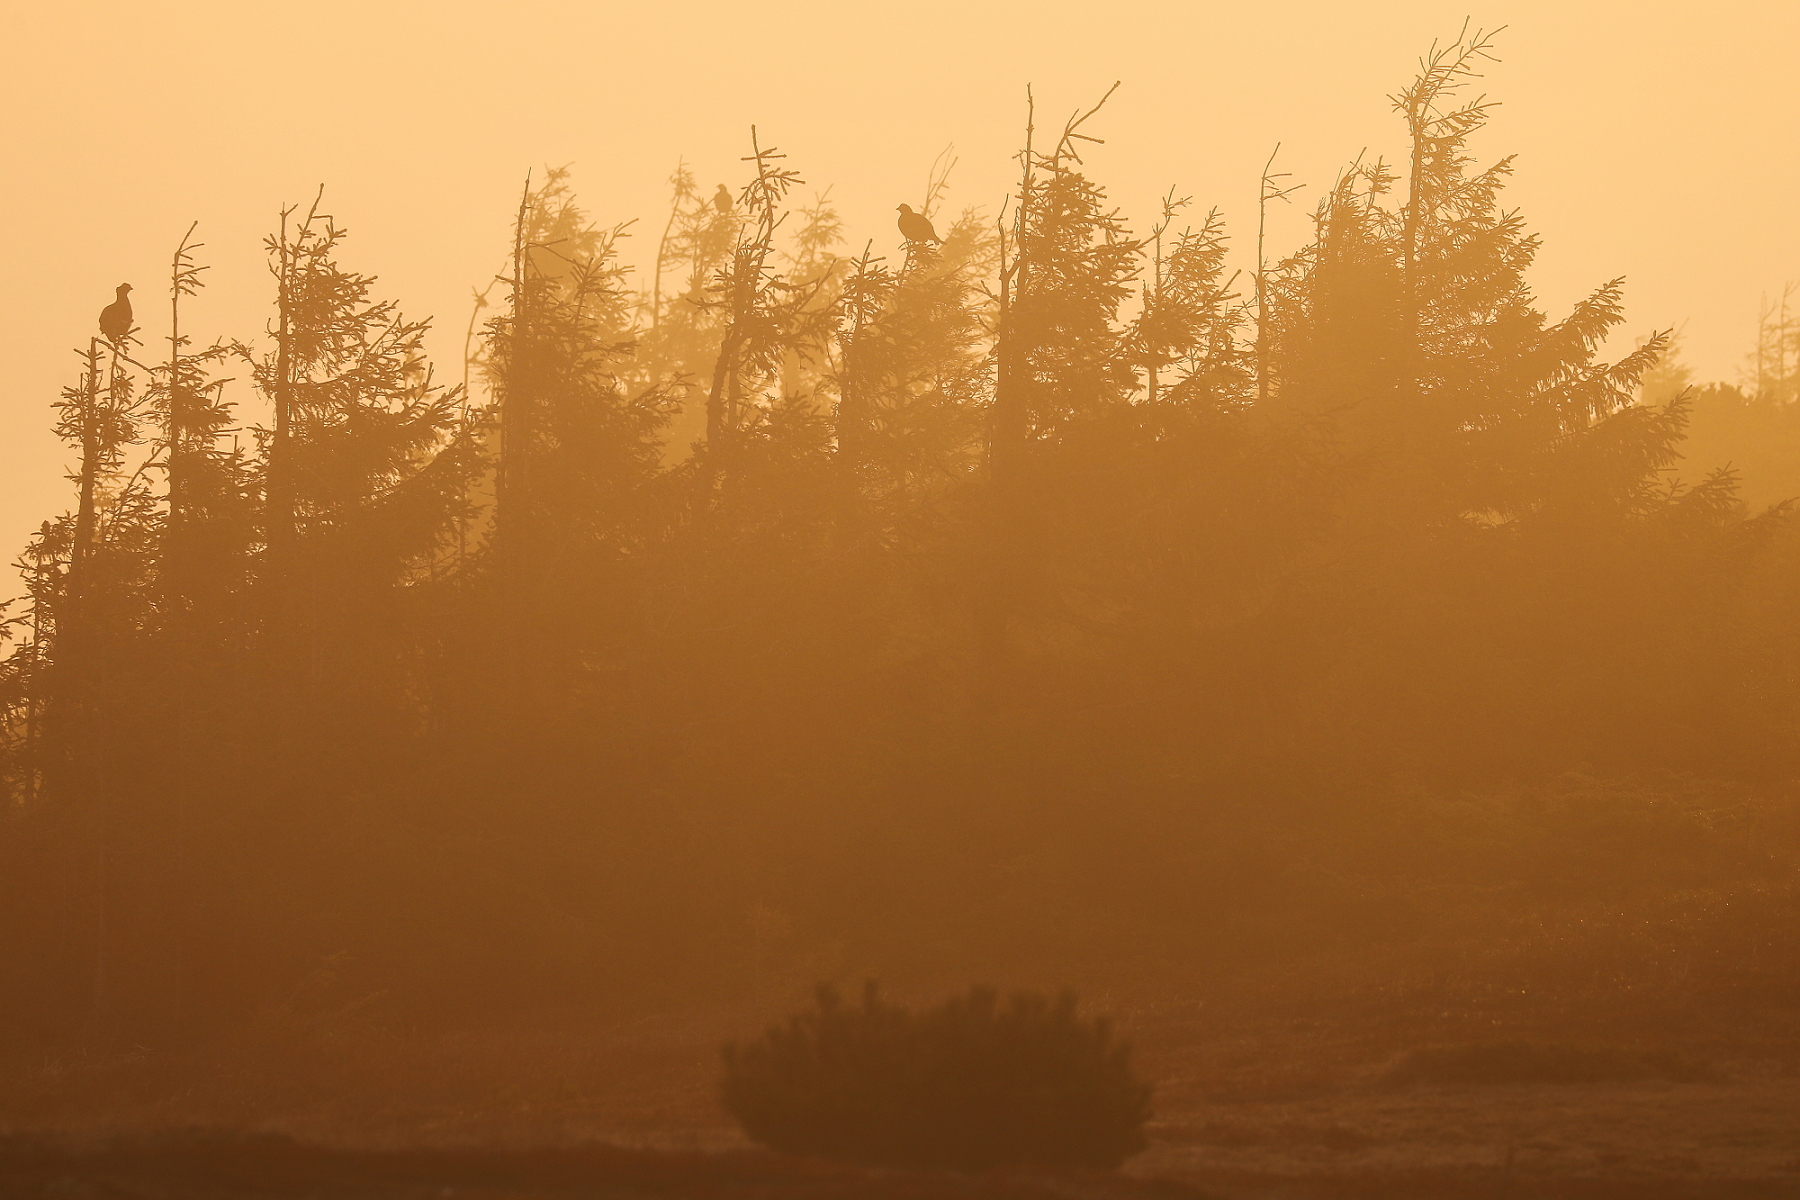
[721,984,1151,1171]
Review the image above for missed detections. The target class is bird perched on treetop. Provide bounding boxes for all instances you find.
[99,283,133,345]
[714,184,733,215]
[896,204,940,244]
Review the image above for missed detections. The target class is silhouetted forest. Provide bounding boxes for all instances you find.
[8,34,1800,1053]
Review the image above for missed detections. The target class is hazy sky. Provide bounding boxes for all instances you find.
[3,0,1795,563]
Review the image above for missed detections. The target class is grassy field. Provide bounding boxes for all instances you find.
[4,966,1798,1199]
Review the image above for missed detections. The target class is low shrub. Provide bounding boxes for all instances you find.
[721,983,1151,1171]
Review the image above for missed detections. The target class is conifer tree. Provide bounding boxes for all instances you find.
[1264,28,1668,527]
[836,212,992,519]
[637,162,742,456]
[694,131,832,511]
[249,191,470,801]
[993,86,1138,464]
[21,322,160,1036]
[983,85,1140,681]
[1749,284,1799,405]
[154,225,245,622]
[482,170,674,722]
[140,225,251,1034]
[1249,28,1748,781]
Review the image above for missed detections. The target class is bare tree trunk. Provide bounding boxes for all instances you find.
[270,209,295,565]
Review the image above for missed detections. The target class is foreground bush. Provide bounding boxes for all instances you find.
[721,983,1151,1170]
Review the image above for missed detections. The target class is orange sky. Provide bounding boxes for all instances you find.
[2,0,1795,561]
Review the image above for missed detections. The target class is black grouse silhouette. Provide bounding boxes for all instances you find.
[99,283,133,345]
[896,204,940,244]
[714,184,733,215]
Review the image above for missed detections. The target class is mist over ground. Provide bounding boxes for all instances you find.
[4,9,1800,1199]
